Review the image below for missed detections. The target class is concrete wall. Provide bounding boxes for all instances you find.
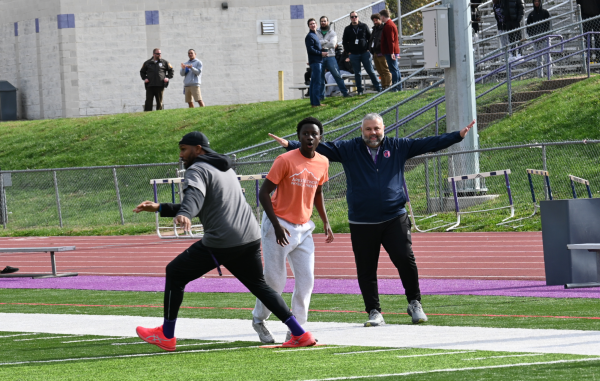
[0,0,369,119]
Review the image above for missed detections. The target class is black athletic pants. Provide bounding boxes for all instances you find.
[164,239,293,322]
[144,86,164,111]
[349,213,421,313]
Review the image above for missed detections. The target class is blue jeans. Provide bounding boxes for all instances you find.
[309,62,322,106]
[349,51,381,92]
[320,56,348,98]
[384,54,402,90]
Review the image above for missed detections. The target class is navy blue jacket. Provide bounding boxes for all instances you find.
[305,31,323,64]
[288,132,463,223]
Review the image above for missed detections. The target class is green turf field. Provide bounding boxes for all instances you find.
[3,289,600,379]
[2,289,600,331]
[1,331,597,381]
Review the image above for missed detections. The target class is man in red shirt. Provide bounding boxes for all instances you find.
[379,10,402,91]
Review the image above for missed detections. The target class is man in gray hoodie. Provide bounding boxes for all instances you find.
[180,49,204,108]
[133,132,318,351]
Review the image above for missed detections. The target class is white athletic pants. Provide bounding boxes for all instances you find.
[252,212,315,325]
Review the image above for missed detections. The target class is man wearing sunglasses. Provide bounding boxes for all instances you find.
[342,12,382,95]
[140,48,174,111]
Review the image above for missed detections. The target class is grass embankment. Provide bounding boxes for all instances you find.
[0,76,598,236]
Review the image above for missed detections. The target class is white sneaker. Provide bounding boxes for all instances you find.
[364,309,385,327]
[252,321,275,343]
[407,300,428,324]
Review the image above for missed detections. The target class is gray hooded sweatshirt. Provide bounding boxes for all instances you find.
[180,58,203,87]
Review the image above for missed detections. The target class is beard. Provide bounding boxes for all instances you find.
[321,24,329,30]
[362,134,383,148]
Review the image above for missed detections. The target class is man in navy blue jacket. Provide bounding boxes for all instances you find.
[269,113,474,326]
[305,18,328,108]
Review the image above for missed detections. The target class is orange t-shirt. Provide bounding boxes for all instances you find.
[267,149,329,225]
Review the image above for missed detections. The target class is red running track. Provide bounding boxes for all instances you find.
[0,232,544,280]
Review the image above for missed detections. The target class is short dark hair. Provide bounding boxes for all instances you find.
[349,11,358,17]
[188,49,195,53]
[307,18,316,27]
[153,48,160,54]
[371,13,381,21]
[320,16,328,22]
[379,9,390,18]
[296,117,323,136]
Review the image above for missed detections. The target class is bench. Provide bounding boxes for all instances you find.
[289,83,353,99]
[0,246,78,278]
[565,244,600,289]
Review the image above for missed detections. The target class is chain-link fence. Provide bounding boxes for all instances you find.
[0,163,180,230]
[4,141,595,232]
[235,140,600,232]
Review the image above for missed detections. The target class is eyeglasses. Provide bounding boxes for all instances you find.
[350,16,358,19]
[154,52,162,55]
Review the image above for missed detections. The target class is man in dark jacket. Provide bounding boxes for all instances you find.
[577,0,600,59]
[342,12,382,95]
[505,0,525,58]
[493,0,524,58]
[527,0,552,77]
[369,13,391,89]
[269,115,475,327]
[306,18,328,107]
[140,48,174,111]
[133,132,318,350]
[379,9,402,91]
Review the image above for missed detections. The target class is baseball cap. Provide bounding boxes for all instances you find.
[179,131,216,153]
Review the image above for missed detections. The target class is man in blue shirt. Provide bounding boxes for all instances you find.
[269,114,474,326]
[305,18,328,107]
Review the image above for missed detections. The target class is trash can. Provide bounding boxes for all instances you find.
[0,81,17,121]
[541,198,600,285]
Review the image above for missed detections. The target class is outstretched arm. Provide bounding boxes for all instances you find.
[314,185,334,243]
[269,133,348,163]
[407,119,475,158]
[259,179,291,246]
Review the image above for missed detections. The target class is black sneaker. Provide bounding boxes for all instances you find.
[1,266,19,274]
[343,93,353,98]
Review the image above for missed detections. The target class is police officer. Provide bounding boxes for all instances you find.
[140,48,174,111]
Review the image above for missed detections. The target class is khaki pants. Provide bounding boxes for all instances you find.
[145,86,164,111]
[373,54,392,89]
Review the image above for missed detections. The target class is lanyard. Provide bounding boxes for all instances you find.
[367,146,380,164]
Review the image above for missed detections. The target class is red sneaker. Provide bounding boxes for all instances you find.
[136,325,176,351]
[281,331,317,348]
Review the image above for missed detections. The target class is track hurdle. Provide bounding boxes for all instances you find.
[446,169,514,231]
[150,177,203,239]
[569,175,593,199]
[403,181,454,232]
[150,174,268,239]
[498,169,552,225]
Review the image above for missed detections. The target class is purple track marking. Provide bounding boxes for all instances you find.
[2,276,600,299]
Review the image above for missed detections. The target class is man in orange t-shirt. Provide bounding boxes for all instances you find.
[252,117,334,344]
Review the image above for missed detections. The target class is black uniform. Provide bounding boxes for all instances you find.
[140,58,174,111]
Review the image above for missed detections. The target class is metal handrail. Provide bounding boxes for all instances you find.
[330,0,386,25]
[392,0,442,23]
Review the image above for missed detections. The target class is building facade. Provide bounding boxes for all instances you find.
[0,0,373,119]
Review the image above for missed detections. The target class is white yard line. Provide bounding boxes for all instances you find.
[2,313,600,356]
[0,333,38,338]
[15,335,79,341]
[62,337,126,343]
[300,358,600,381]
[464,353,546,360]
[0,346,261,366]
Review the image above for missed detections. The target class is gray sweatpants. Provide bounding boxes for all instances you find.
[252,212,315,325]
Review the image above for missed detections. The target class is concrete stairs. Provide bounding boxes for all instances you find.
[477,77,585,130]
